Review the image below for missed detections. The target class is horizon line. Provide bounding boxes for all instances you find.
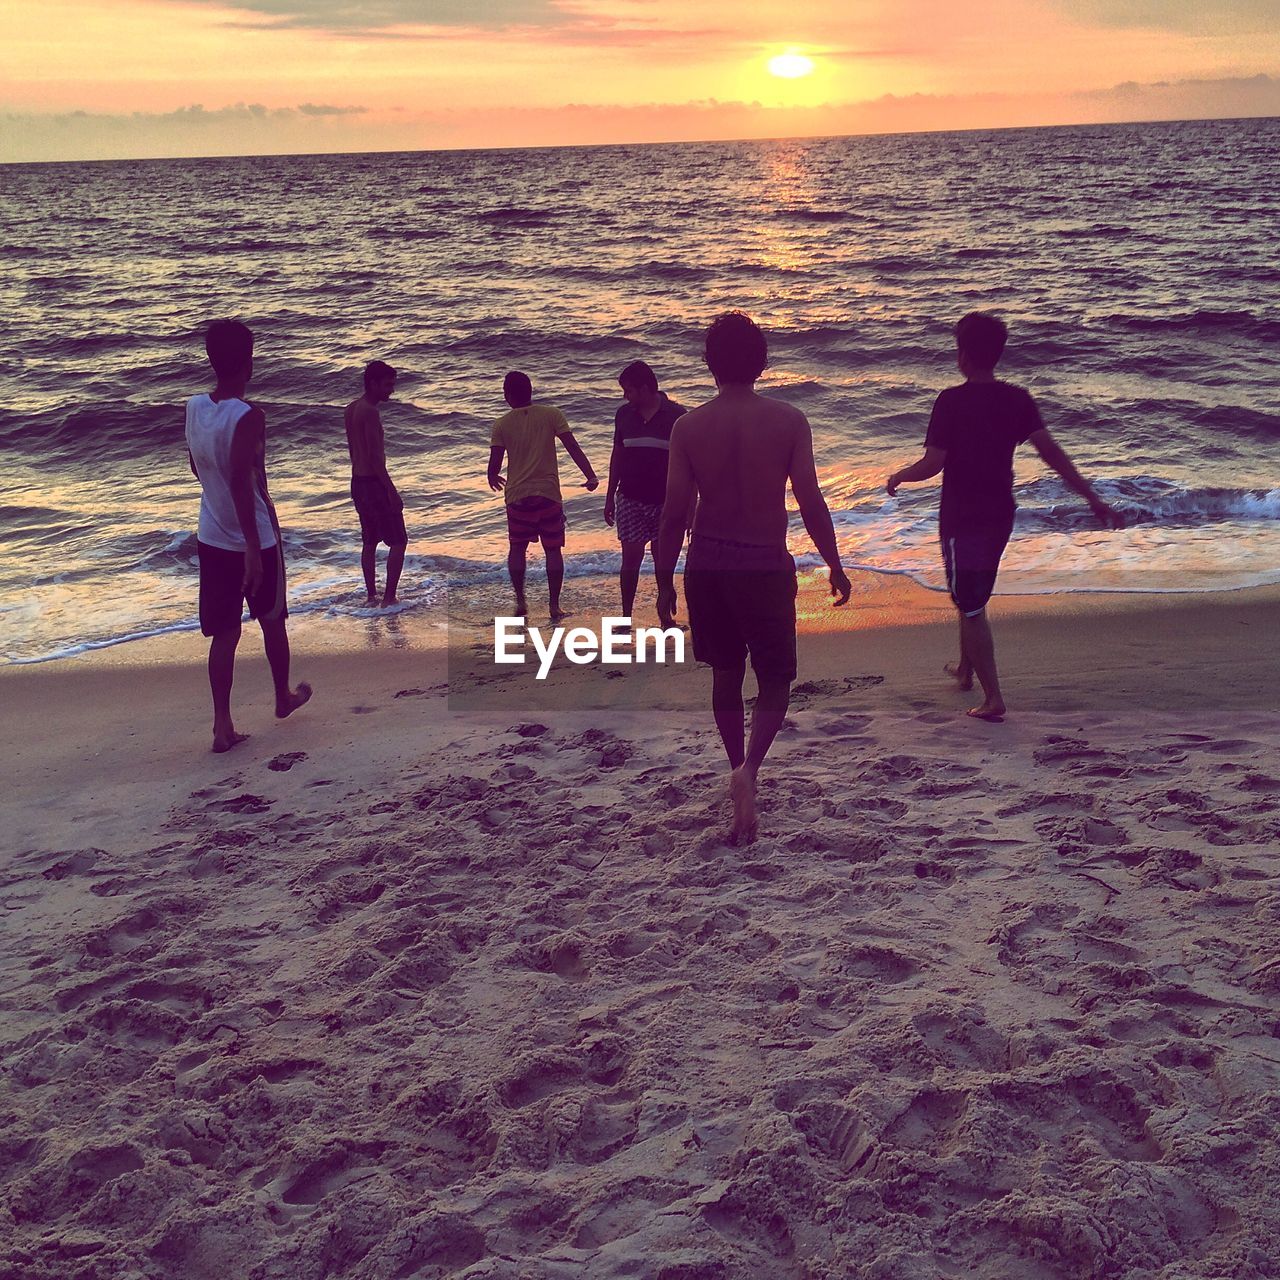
[2,110,1275,169]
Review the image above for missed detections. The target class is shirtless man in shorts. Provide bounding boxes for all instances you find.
[656,312,851,843]
[345,360,407,608]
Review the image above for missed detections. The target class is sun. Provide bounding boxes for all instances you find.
[768,51,815,80]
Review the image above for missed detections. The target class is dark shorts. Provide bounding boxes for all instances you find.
[615,494,662,546]
[198,540,287,637]
[352,476,408,547]
[941,520,1014,617]
[684,536,798,682]
[506,496,566,548]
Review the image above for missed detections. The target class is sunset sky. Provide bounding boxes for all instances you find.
[2,0,1277,161]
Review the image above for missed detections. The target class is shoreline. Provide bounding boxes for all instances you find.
[4,576,1277,852]
[6,571,1280,674]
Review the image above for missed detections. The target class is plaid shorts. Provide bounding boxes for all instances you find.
[615,494,662,545]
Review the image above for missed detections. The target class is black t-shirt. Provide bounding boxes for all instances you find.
[613,394,687,505]
[925,381,1043,530]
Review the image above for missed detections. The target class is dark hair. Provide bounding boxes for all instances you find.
[364,359,396,393]
[704,311,768,385]
[955,312,1008,370]
[618,360,658,393]
[504,370,532,406]
[205,319,254,379]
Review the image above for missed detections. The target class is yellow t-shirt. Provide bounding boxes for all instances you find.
[490,403,568,505]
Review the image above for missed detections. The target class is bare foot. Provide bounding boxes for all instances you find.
[381,593,398,608]
[728,766,758,845]
[365,594,378,608]
[945,662,974,691]
[513,596,528,618]
[966,701,1006,723]
[212,729,249,754]
[276,682,313,719]
[550,608,571,623]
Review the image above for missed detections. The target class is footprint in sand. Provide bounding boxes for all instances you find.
[497,1034,632,1109]
[189,774,243,799]
[214,793,274,814]
[38,848,105,881]
[267,751,307,772]
[512,723,551,738]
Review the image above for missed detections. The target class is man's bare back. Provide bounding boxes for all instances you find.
[344,396,385,478]
[677,387,808,548]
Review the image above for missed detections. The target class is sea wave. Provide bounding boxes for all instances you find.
[1107,309,1280,340]
[4,117,1278,662]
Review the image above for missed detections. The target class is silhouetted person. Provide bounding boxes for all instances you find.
[887,311,1123,721]
[185,319,311,753]
[345,360,407,608]
[656,312,851,843]
[603,360,688,617]
[488,371,598,620]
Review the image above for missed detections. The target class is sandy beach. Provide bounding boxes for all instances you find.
[3,579,1279,1279]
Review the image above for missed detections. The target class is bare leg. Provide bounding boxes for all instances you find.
[959,610,1006,720]
[711,662,747,770]
[507,542,528,615]
[260,618,313,718]
[383,542,406,607]
[208,624,248,753]
[546,546,566,620]
[945,614,974,689]
[619,541,646,617]
[729,674,792,843]
[361,538,378,604]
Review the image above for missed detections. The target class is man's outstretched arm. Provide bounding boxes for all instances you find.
[886,445,946,495]
[487,446,506,491]
[1028,428,1124,528]
[789,416,851,605]
[558,432,599,491]
[655,423,695,625]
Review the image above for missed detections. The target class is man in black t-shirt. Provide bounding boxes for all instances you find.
[887,312,1123,722]
[603,360,688,617]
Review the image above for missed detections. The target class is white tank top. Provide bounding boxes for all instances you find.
[185,394,278,551]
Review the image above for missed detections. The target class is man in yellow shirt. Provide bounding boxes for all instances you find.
[488,370,598,619]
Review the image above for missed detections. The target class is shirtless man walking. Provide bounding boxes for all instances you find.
[656,312,851,843]
[345,360,407,608]
[186,319,311,752]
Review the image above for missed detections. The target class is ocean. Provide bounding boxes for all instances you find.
[1,116,1277,664]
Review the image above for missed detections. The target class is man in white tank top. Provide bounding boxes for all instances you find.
[185,320,312,752]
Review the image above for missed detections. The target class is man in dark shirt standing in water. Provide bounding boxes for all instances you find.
[887,311,1123,722]
[657,313,852,844]
[604,360,687,618]
[345,360,407,608]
